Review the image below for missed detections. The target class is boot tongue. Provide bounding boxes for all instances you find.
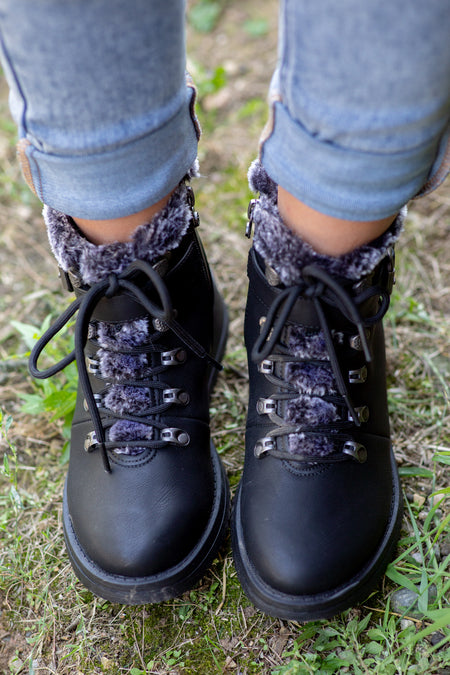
[248,159,404,287]
[44,180,193,287]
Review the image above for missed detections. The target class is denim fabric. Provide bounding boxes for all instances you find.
[261,0,450,220]
[0,0,449,220]
[0,0,199,219]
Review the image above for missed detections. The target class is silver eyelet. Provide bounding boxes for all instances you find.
[163,388,189,406]
[332,330,345,345]
[254,437,274,458]
[153,318,169,332]
[258,359,274,375]
[256,398,277,415]
[84,431,97,452]
[265,264,281,286]
[349,330,370,351]
[83,394,102,412]
[348,365,368,384]
[86,356,100,374]
[351,405,370,424]
[161,349,186,366]
[191,210,200,227]
[153,309,177,333]
[349,335,363,351]
[343,440,367,463]
[161,428,190,446]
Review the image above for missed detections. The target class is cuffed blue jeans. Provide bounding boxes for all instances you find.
[0,0,449,220]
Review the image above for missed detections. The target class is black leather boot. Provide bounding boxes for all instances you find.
[30,180,230,604]
[231,162,403,620]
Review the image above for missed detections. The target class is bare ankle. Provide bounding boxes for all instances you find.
[277,186,396,257]
[73,192,173,245]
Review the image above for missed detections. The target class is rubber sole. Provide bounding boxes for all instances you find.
[231,449,403,621]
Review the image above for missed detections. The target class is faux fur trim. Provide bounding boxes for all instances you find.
[97,318,149,350]
[285,362,337,397]
[285,325,337,396]
[248,159,278,203]
[44,170,198,286]
[104,386,151,416]
[248,159,405,286]
[98,316,152,453]
[109,419,153,456]
[285,396,338,427]
[288,326,328,360]
[99,350,148,381]
[109,420,153,442]
[288,432,336,458]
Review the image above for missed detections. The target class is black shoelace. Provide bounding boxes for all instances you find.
[29,259,221,473]
[251,263,391,462]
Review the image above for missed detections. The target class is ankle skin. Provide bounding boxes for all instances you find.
[277,186,396,257]
[73,192,173,245]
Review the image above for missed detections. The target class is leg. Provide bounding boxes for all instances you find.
[277,188,396,256]
[73,195,174,245]
[0,0,230,603]
[233,0,450,620]
[0,0,198,219]
[264,0,450,225]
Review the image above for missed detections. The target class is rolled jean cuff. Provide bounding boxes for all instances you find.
[260,98,450,221]
[16,87,200,220]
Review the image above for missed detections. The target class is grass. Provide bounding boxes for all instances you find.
[1,1,449,673]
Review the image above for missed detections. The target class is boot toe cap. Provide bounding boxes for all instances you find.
[239,462,394,597]
[72,494,211,578]
[250,526,374,596]
[66,445,215,579]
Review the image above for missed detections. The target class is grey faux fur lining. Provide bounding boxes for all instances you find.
[288,432,336,458]
[93,317,152,448]
[96,312,153,455]
[285,361,336,397]
[96,318,149,350]
[285,395,338,427]
[248,159,405,286]
[104,385,151,416]
[286,327,338,456]
[44,160,199,286]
